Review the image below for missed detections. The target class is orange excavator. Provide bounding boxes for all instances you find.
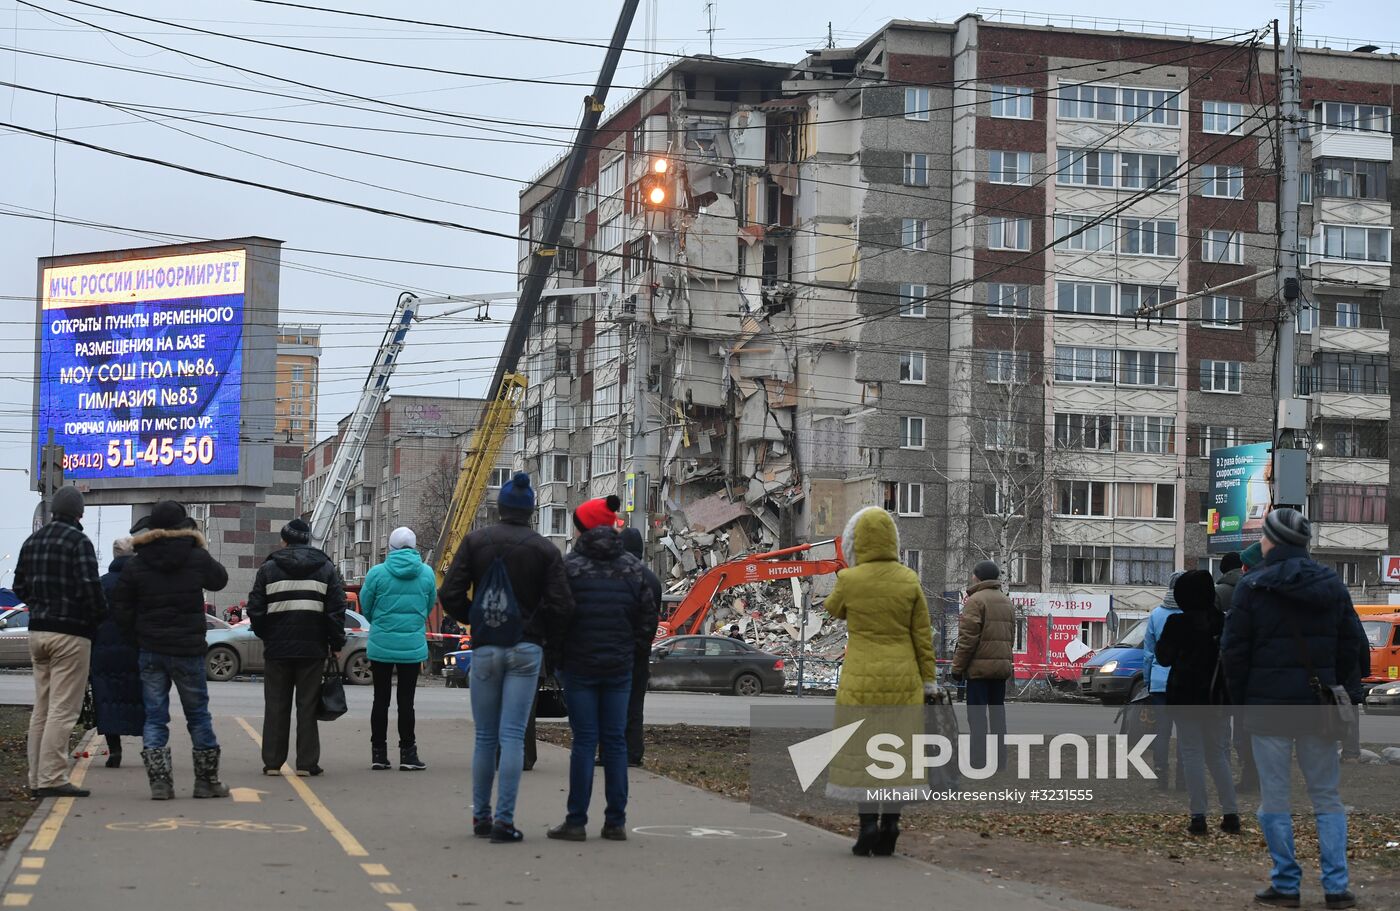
[654,539,846,643]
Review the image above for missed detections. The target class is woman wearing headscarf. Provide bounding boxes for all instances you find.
[90,531,146,768]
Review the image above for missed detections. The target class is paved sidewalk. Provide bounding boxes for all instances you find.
[2,714,1123,911]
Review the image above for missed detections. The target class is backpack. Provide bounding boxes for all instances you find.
[468,551,524,648]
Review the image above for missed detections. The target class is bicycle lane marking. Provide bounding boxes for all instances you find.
[234,716,418,911]
[3,747,95,907]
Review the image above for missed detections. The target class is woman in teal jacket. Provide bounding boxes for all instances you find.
[360,527,436,771]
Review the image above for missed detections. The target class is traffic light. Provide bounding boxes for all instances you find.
[639,157,669,209]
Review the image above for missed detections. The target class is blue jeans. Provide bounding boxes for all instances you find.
[1253,734,1348,896]
[562,671,631,828]
[470,642,543,826]
[139,651,218,751]
[1172,709,1237,816]
[964,678,1007,770]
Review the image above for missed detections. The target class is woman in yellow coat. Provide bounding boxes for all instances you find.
[824,506,937,856]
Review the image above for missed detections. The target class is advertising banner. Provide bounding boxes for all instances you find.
[1207,441,1272,554]
[37,250,246,483]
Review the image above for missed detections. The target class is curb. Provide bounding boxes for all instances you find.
[0,727,96,891]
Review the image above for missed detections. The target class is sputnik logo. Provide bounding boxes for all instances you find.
[787,720,865,792]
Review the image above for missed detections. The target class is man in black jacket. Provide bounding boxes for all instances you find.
[15,485,105,798]
[619,528,661,767]
[440,472,572,844]
[247,518,348,777]
[1223,508,1364,909]
[112,500,230,800]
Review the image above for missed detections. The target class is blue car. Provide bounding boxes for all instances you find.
[1078,622,1147,705]
[443,649,472,688]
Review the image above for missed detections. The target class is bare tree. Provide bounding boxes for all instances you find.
[416,452,460,561]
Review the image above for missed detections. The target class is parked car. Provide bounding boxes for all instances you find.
[205,609,372,684]
[1365,680,1400,714]
[0,608,30,668]
[648,635,786,696]
[1361,612,1400,686]
[442,649,471,688]
[1077,621,1147,705]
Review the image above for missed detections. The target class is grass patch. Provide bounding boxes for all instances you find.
[0,705,39,851]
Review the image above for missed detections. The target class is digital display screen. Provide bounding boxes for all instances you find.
[38,250,246,481]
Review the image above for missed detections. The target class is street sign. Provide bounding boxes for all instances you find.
[625,471,636,512]
[1383,555,1400,584]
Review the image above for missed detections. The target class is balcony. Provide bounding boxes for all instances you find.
[1311,393,1389,422]
[1316,198,1391,228]
[1317,325,1389,354]
[1314,457,1389,486]
[1310,128,1392,163]
[1314,522,1387,552]
[1311,258,1390,289]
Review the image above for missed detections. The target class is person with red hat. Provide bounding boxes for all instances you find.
[547,495,650,843]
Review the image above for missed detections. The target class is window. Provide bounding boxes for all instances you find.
[1053,213,1114,252]
[1313,101,1390,134]
[525,404,543,436]
[904,86,931,121]
[1120,218,1177,256]
[1053,346,1114,384]
[1057,83,1117,121]
[1113,547,1176,586]
[896,482,923,517]
[593,382,619,418]
[554,348,573,375]
[1119,415,1175,453]
[1120,88,1180,125]
[989,85,1033,119]
[989,150,1032,185]
[904,153,930,186]
[1200,164,1244,198]
[598,213,624,252]
[544,506,568,537]
[1203,295,1243,328]
[1056,148,1114,187]
[1300,170,1312,204]
[1334,299,1361,328]
[901,218,930,250]
[1321,225,1391,263]
[985,350,1030,384]
[291,366,305,382]
[1055,413,1113,450]
[486,467,512,489]
[987,283,1031,317]
[1120,152,1178,191]
[290,419,302,430]
[1297,302,1315,333]
[1315,352,1389,395]
[899,283,928,317]
[1202,101,1245,135]
[902,549,922,578]
[289,402,304,417]
[598,157,623,198]
[1050,545,1111,584]
[1329,560,1363,586]
[984,416,1027,450]
[1317,420,1387,459]
[1058,84,1178,124]
[1199,425,1239,457]
[1296,363,1314,397]
[984,483,1027,516]
[1118,351,1176,387]
[541,452,571,484]
[1315,483,1387,525]
[1056,281,1114,315]
[591,438,619,476]
[1314,159,1388,200]
[1202,230,1244,264]
[624,236,651,278]
[541,402,572,433]
[999,552,1028,586]
[988,216,1031,250]
[1056,480,1109,517]
[1200,360,1242,393]
[900,416,925,450]
[1116,482,1176,519]
[1013,617,1029,652]
[1119,284,1177,318]
[899,350,927,384]
[592,327,620,367]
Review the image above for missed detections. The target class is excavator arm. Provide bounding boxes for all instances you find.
[655,539,845,642]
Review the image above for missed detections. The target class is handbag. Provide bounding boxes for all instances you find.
[924,684,960,790]
[316,656,348,722]
[534,674,568,719]
[1283,609,1357,743]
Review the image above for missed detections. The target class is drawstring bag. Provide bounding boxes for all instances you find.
[316,656,348,722]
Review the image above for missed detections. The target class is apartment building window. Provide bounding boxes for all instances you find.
[1120,152,1178,191]
[486,467,512,489]
[987,283,1031,317]
[291,420,302,430]
[1300,170,1313,204]
[525,404,543,436]
[899,350,927,384]
[1056,480,1109,517]
[543,506,569,537]
[1314,159,1388,200]
[1315,483,1387,525]
[1117,482,1176,519]
[1315,352,1389,394]
[896,482,923,517]
[902,549,923,578]
[1057,83,1117,121]
[1119,415,1175,453]
[1114,547,1176,585]
[1053,213,1114,252]
[291,366,304,382]
[1056,148,1114,187]
[543,402,572,433]
[988,216,1031,251]
[900,416,925,450]
[554,348,573,375]
[599,156,623,198]
[1200,360,1242,393]
[1296,363,1314,397]
[984,416,1027,450]
[1203,295,1243,328]
[984,483,1027,516]
[598,213,623,251]
[1050,544,1111,584]
[1313,101,1390,133]
[1334,299,1361,328]
[904,86,931,121]
[985,350,1030,384]
[989,85,1033,119]
[541,452,571,484]
[1121,88,1180,125]
[1000,552,1028,586]
[593,382,619,418]
[1297,302,1315,333]
[1054,412,1113,450]
[901,218,930,250]
[1200,164,1244,198]
[289,402,304,417]
[1053,346,1113,384]
[591,438,619,476]
[1318,420,1388,459]
[1058,83,1178,125]
[989,150,1032,185]
[904,153,930,186]
[1321,225,1392,263]
[1119,283,1177,318]
[1202,100,1245,134]
[1120,218,1177,256]
[899,283,928,317]
[592,326,620,368]
[1202,230,1244,264]
[1056,280,1114,315]
[1118,350,1176,388]
[1199,425,1239,457]
[1329,560,1364,586]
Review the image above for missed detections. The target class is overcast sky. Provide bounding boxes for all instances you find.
[0,0,1390,574]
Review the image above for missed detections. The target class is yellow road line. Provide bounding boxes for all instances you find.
[372,882,401,895]
[234,717,368,858]
[385,904,417,911]
[17,860,42,871]
[10,878,37,888]
[30,749,95,852]
[2,894,31,907]
[361,863,390,876]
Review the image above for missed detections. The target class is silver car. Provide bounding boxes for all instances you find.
[204,609,373,685]
[0,607,31,667]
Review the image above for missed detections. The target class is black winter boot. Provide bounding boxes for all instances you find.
[399,743,426,771]
[105,734,122,769]
[852,813,880,856]
[1187,814,1208,835]
[371,744,390,770]
[191,748,230,799]
[873,813,901,856]
[142,747,174,800]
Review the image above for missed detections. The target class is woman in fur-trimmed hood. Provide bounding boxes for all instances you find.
[823,506,937,857]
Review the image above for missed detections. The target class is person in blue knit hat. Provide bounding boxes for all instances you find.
[439,472,573,844]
